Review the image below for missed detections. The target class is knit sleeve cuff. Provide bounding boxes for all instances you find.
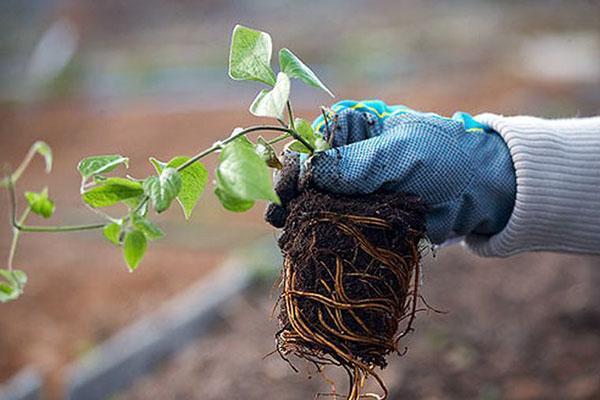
[464,113,600,257]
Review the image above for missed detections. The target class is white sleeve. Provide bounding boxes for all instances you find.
[464,114,600,257]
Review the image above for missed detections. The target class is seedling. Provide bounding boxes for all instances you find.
[1,25,429,400]
[1,24,333,297]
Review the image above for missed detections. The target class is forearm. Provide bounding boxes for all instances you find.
[465,114,600,257]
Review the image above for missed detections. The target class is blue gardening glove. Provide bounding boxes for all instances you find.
[304,100,516,245]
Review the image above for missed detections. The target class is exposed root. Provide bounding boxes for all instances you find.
[275,188,427,399]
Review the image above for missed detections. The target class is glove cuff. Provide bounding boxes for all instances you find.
[464,114,600,257]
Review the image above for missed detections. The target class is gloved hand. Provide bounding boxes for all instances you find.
[266,100,516,245]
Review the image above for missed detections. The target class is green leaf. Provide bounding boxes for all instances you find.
[295,118,317,142]
[132,214,164,241]
[0,282,17,303]
[214,185,255,212]
[103,222,122,246]
[279,48,334,97]
[10,270,27,287]
[256,137,283,169]
[121,194,145,210]
[294,118,330,151]
[0,269,27,303]
[228,24,276,86]
[123,230,147,271]
[286,140,311,154]
[249,72,290,119]
[32,141,53,173]
[216,137,280,205]
[82,177,144,208]
[78,155,129,179]
[149,157,167,172]
[93,175,108,184]
[143,168,182,213]
[24,189,55,218]
[150,156,208,220]
[0,269,27,287]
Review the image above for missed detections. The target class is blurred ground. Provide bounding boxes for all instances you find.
[0,108,272,398]
[2,1,599,113]
[1,0,599,399]
[119,248,600,400]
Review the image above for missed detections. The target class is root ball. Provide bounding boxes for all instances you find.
[275,188,428,399]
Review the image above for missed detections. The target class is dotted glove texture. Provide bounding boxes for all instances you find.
[306,100,516,244]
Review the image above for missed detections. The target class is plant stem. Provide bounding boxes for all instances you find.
[267,133,290,145]
[177,125,311,172]
[6,176,106,233]
[15,223,107,233]
[286,101,317,154]
[7,207,31,271]
[131,197,149,217]
[286,101,296,131]
[321,106,335,145]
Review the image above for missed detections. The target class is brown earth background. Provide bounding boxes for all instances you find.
[1,1,600,399]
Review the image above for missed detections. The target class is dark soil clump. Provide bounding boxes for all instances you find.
[275,187,427,399]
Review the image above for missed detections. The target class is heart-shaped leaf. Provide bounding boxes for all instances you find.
[143,168,182,213]
[249,72,290,119]
[82,178,144,208]
[78,155,129,180]
[229,25,276,86]
[216,136,280,206]
[279,48,334,97]
[214,184,255,212]
[150,156,208,220]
